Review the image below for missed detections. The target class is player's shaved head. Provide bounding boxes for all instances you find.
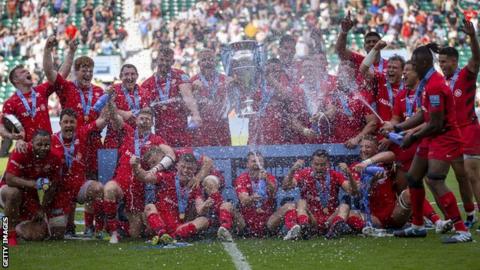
[412,43,439,78]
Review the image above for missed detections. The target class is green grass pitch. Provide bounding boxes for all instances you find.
[1,157,479,270]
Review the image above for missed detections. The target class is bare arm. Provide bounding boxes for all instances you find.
[43,35,59,84]
[359,41,387,81]
[58,39,78,79]
[130,160,159,184]
[282,160,304,190]
[5,173,35,189]
[463,19,480,74]
[394,110,425,131]
[336,11,355,61]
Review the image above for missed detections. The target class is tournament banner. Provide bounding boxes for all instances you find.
[193,144,360,205]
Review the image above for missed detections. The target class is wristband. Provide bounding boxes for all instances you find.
[393,125,403,133]
[159,155,174,170]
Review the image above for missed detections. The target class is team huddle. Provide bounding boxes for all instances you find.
[0,13,479,246]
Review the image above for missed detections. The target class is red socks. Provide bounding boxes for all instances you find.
[84,212,94,229]
[147,213,166,235]
[464,202,475,214]
[423,199,440,224]
[219,209,233,230]
[409,187,425,226]
[330,215,344,227]
[347,216,365,232]
[104,200,118,233]
[439,192,467,232]
[175,223,197,239]
[284,209,298,230]
[298,214,309,226]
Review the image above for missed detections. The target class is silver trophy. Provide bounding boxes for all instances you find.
[221,40,266,117]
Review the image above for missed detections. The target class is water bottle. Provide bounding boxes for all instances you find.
[93,93,111,113]
[363,166,385,176]
[388,132,403,146]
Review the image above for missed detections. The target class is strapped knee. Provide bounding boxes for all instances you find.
[406,173,423,188]
[426,173,446,182]
[398,190,411,210]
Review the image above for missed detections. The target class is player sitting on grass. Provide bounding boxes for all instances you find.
[283,149,358,239]
[0,130,62,245]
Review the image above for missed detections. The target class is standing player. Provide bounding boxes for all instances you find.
[336,12,388,76]
[190,49,232,146]
[103,107,176,243]
[103,64,145,149]
[278,35,302,87]
[0,130,62,245]
[2,38,77,151]
[438,19,480,229]
[282,150,358,239]
[48,108,106,238]
[140,46,201,147]
[360,41,406,123]
[392,43,472,243]
[249,58,297,145]
[325,61,377,148]
[43,35,104,180]
[292,54,337,144]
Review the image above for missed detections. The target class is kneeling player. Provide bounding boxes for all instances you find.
[48,108,106,238]
[344,135,449,234]
[132,150,230,243]
[0,130,62,245]
[283,150,358,239]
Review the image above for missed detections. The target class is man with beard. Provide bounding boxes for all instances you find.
[282,150,358,239]
[0,130,62,245]
[2,38,77,152]
[43,35,104,181]
[326,61,377,148]
[292,54,337,144]
[231,152,301,240]
[48,108,106,238]
[131,150,231,243]
[103,64,144,148]
[437,19,480,229]
[391,43,472,243]
[190,49,232,146]
[103,107,175,243]
[336,12,388,76]
[141,46,201,147]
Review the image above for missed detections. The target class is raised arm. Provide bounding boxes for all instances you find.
[360,40,387,81]
[282,159,304,190]
[336,11,355,61]
[462,19,480,74]
[58,39,79,79]
[43,35,59,84]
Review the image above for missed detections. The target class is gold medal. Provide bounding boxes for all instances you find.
[323,207,329,215]
[84,115,89,122]
[179,213,185,220]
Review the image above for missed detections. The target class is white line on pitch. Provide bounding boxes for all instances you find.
[222,242,252,270]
